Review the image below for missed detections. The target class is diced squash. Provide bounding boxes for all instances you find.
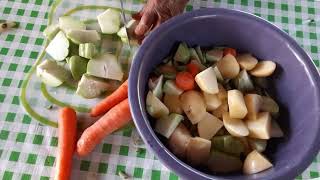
[206,48,223,62]
[148,75,163,99]
[155,113,184,138]
[174,42,190,64]
[261,96,279,114]
[59,16,86,33]
[97,9,121,34]
[248,138,267,152]
[163,80,183,96]
[76,74,113,99]
[146,91,169,118]
[212,135,245,156]
[45,31,69,61]
[233,70,255,92]
[66,29,101,44]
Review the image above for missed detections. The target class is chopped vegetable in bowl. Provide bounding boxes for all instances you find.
[145,43,284,175]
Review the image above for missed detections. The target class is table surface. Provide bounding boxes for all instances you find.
[0,0,320,180]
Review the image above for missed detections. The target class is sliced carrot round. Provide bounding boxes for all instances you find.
[175,71,195,91]
[186,62,200,77]
[223,48,237,57]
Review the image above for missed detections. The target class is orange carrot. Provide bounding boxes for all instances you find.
[77,99,132,156]
[175,71,195,91]
[55,107,77,180]
[90,80,128,117]
[223,47,237,57]
[186,62,200,77]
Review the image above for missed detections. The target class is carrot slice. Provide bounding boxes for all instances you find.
[223,48,237,57]
[90,80,128,117]
[187,62,200,77]
[55,107,77,180]
[175,71,195,91]
[77,99,132,156]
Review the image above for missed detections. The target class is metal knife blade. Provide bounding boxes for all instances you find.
[119,0,132,48]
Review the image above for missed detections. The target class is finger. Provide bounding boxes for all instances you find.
[135,10,156,36]
[132,8,144,20]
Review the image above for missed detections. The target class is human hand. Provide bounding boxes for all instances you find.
[132,0,189,42]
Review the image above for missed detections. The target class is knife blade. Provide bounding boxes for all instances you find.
[119,0,132,48]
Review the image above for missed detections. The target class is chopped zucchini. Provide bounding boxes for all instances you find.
[97,9,121,34]
[45,31,69,61]
[174,42,190,64]
[59,16,86,33]
[37,59,68,87]
[213,66,224,83]
[155,65,177,79]
[79,43,97,59]
[206,48,223,62]
[87,53,124,81]
[211,135,245,156]
[76,74,111,99]
[148,75,163,99]
[261,96,279,114]
[69,42,79,57]
[207,150,243,173]
[248,139,267,152]
[189,48,201,63]
[233,69,254,92]
[195,46,204,63]
[68,56,88,80]
[163,80,183,96]
[43,24,59,40]
[66,29,101,44]
[146,91,169,119]
[155,113,184,138]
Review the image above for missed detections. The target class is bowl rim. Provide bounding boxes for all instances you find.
[128,7,320,180]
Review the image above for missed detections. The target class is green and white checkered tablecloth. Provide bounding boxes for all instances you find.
[0,0,319,179]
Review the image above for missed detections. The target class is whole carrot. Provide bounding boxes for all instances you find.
[90,80,128,117]
[77,99,132,156]
[55,107,77,180]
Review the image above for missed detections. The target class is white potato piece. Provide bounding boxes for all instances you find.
[261,96,279,113]
[243,150,273,174]
[217,84,227,101]
[203,92,222,111]
[237,53,258,70]
[168,123,192,159]
[180,90,207,124]
[195,67,219,94]
[223,112,249,137]
[244,94,263,120]
[186,137,211,166]
[198,112,223,140]
[228,90,248,119]
[246,112,272,139]
[146,91,169,118]
[207,150,242,173]
[248,138,267,152]
[270,119,284,137]
[212,101,228,119]
[217,54,240,79]
[250,61,276,77]
[163,94,183,114]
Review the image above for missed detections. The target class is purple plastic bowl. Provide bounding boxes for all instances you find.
[128,8,320,180]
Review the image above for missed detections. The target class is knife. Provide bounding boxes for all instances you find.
[119,0,132,48]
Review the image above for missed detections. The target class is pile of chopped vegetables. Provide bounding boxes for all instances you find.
[146,43,284,175]
[36,8,137,99]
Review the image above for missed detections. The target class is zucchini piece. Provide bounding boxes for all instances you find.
[206,48,223,62]
[59,16,86,33]
[261,96,279,114]
[69,42,79,57]
[173,42,190,64]
[43,24,59,40]
[36,59,68,87]
[76,74,113,99]
[68,56,88,80]
[146,91,169,119]
[190,59,206,71]
[79,43,97,59]
[233,69,255,92]
[155,65,177,79]
[117,26,127,38]
[163,80,183,96]
[66,29,101,44]
[189,48,201,63]
[213,66,224,83]
[211,135,245,156]
[195,67,219,94]
[155,113,184,138]
[195,46,204,63]
[248,138,267,152]
[87,53,124,81]
[148,75,163,99]
[207,150,242,173]
[45,31,69,61]
[97,9,121,34]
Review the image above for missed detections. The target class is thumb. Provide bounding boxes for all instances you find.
[135,10,156,36]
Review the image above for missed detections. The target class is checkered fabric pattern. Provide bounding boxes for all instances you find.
[0,0,319,179]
